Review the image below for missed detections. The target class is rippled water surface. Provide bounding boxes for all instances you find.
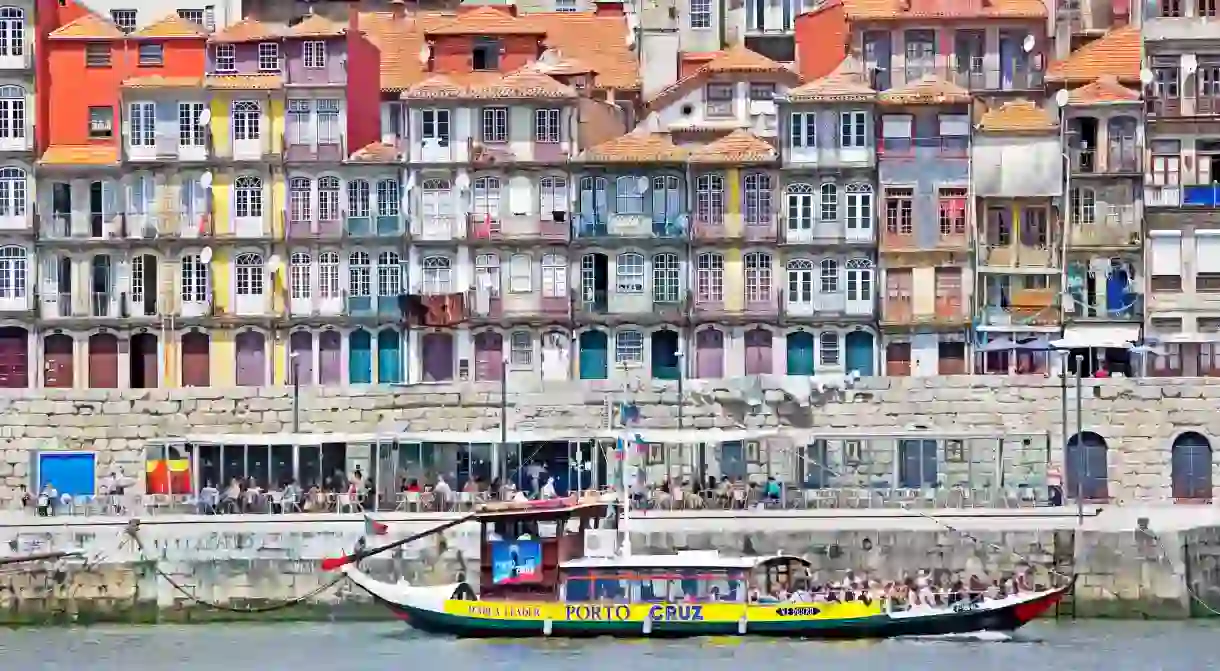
[1,621,1212,671]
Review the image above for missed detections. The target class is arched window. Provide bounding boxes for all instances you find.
[180,254,208,302]
[475,253,500,294]
[819,332,840,365]
[318,176,340,221]
[234,253,264,296]
[376,179,400,216]
[347,179,370,218]
[289,251,311,299]
[743,173,772,226]
[615,175,645,213]
[0,9,25,59]
[786,183,814,232]
[0,85,25,142]
[845,258,874,303]
[377,251,401,297]
[288,176,311,222]
[232,100,261,140]
[541,253,566,298]
[318,251,340,298]
[820,258,840,293]
[508,253,532,293]
[845,183,873,233]
[0,245,25,298]
[744,252,772,301]
[786,259,814,303]
[652,252,679,303]
[422,256,452,294]
[421,179,452,228]
[696,252,724,302]
[819,183,838,221]
[539,176,567,215]
[348,251,371,297]
[234,175,263,218]
[472,176,501,221]
[0,166,24,216]
[695,174,725,224]
[615,252,645,293]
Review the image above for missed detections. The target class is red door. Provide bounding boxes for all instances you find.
[87,333,119,389]
[0,326,27,388]
[181,331,210,387]
[43,333,74,388]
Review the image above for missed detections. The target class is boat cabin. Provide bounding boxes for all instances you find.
[558,553,813,604]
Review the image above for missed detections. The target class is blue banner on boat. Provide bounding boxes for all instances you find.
[490,540,543,585]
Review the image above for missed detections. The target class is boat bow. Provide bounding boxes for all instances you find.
[341,564,460,616]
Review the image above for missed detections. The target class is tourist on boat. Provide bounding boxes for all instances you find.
[540,477,557,500]
[434,475,453,510]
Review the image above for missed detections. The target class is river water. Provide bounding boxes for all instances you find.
[1,621,1211,670]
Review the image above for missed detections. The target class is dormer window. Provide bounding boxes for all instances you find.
[705,83,734,118]
[214,44,235,72]
[258,42,280,72]
[303,41,326,69]
[472,37,500,71]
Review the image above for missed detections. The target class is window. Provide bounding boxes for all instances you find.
[846,258,873,303]
[743,172,772,227]
[178,102,205,147]
[705,83,734,117]
[845,183,873,233]
[319,252,340,298]
[0,8,24,58]
[377,179,399,217]
[818,183,839,221]
[349,179,371,218]
[377,251,401,297]
[790,113,816,148]
[839,111,867,148]
[579,176,608,223]
[472,176,500,222]
[257,42,279,72]
[510,331,532,366]
[318,176,340,221]
[287,100,312,145]
[290,252,311,300]
[181,254,208,303]
[348,252,371,297]
[1154,67,1180,101]
[0,86,24,142]
[472,37,500,70]
[177,8,205,25]
[695,174,725,224]
[508,253,532,293]
[749,83,776,100]
[129,102,155,147]
[541,253,566,297]
[303,41,327,69]
[696,252,724,302]
[317,99,341,145]
[111,9,137,33]
[535,108,560,143]
[234,253,264,296]
[786,183,814,231]
[819,332,840,366]
[616,253,645,293]
[885,187,914,235]
[652,252,679,302]
[787,259,813,303]
[0,245,23,299]
[214,44,235,72]
[690,0,712,28]
[86,43,111,67]
[1070,187,1096,225]
[234,175,263,218]
[555,0,578,11]
[421,109,450,146]
[616,330,644,364]
[937,187,966,236]
[820,258,839,293]
[422,256,452,294]
[652,174,682,226]
[481,107,508,143]
[744,252,772,302]
[539,176,567,216]
[137,44,163,67]
[289,177,311,223]
[1150,140,1181,185]
[232,100,261,141]
[475,254,500,295]
[903,29,935,78]
[615,175,645,213]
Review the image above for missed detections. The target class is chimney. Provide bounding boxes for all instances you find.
[595,0,625,15]
[349,5,359,32]
[897,0,911,9]
[389,0,406,19]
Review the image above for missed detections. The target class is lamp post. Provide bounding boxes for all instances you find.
[496,354,508,485]
[290,350,300,434]
[1074,353,1084,526]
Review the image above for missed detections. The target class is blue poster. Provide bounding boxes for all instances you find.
[490,540,543,585]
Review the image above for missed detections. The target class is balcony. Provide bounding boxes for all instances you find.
[786,145,876,169]
[978,243,1059,269]
[286,216,343,239]
[1148,97,1182,118]
[881,296,969,326]
[0,47,31,71]
[470,213,570,244]
[39,214,85,240]
[782,220,874,245]
[692,293,780,319]
[1182,184,1220,208]
[691,214,775,242]
[344,292,376,317]
[126,292,161,319]
[877,137,969,161]
[979,288,1060,327]
[345,213,404,238]
[284,136,346,163]
[91,292,117,318]
[781,294,872,319]
[414,215,464,242]
[1068,210,1140,249]
[473,294,570,321]
[574,213,687,241]
[1145,185,1181,208]
[126,132,209,164]
[1065,292,1142,321]
[1069,147,1142,175]
[224,211,278,239]
[576,291,608,319]
[942,63,1044,92]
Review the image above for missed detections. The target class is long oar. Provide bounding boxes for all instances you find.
[321,513,477,571]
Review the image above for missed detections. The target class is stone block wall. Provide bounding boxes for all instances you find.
[2,375,1220,502]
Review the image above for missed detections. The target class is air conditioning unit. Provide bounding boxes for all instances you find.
[584,529,616,558]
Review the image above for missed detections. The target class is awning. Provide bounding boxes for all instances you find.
[1051,325,1140,350]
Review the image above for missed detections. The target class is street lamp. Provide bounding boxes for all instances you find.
[1073,353,1084,526]
[497,354,508,484]
[290,350,301,434]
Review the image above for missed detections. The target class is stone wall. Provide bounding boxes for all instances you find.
[2,376,1220,502]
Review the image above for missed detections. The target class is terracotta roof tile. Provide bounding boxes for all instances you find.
[210,17,282,43]
[878,74,971,105]
[205,74,285,90]
[284,13,347,38]
[39,145,119,166]
[427,6,548,35]
[133,13,207,38]
[689,130,777,163]
[48,12,125,39]
[578,131,689,163]
[786,56,875,102]
[534,55,596,77]
[469,67,576,98]
[1046,26,1140,84]
[647,46,799,111]
[347,142,401,163]
[1068,75,1141,104]
[360,11,638,92]
[842,0,1045,20]
[122,75,205,89]
[978,100,1057,133]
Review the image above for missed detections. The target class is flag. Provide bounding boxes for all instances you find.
[364,515,388,537]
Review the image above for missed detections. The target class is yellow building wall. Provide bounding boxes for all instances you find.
[724,249,743,311]
[724,168,742,237]
[271,330,287,385]
[912,267,935,316]
[211,171,232,236]
[209,97,230,157]
[268,97,285,154]
[210,328,236,387]
[212,247,232,314]
[271,174,285,237]
[163,335,178,388]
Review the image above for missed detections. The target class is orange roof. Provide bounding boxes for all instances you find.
[210,17,282,43]
[787,56,875,102]
[978,100,1057,133]
[122,75,205,89]
[285,13,347,39]
[39,145,119,166]
[1068,75,1140,104]
[841,0,1045,20]
[427,6,548,35]
[206,74,285,90]
[689,130,777,163]
[402,68,576,99]
[360,10,638,92]
[133,13,207,38]
[347,142,400,163]
[578,131,689,163]
[878,74,971,105]
[647,46,799,111]
[1046,25,1140,84]
[48,12,125,39]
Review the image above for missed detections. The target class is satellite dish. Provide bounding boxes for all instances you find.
[455,173,471,189]
[200,247,213,264]
[199,171,213,190]
[418,43,431,65]
[538,48,560,65]
[1022,34,1036,53]
[1054,89,1070,108]
[197,108,211,126]
[1140,68,1155,85]
[268,254,282,272]
[636,176,649,192]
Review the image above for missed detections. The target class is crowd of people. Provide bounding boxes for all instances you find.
[764,569,1041,609]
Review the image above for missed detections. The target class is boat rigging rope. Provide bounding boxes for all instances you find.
[122,520,346,613]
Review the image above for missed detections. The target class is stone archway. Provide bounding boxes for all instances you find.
[1171,432,1213,502]
[1065,431,1110,501]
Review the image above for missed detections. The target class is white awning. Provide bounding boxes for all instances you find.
[1051,325,1141,350]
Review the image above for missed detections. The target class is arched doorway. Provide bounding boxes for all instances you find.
[541,330,569,381]
[1172,432,1213,501]
[0,325,27,388]
[130,331,158,388]
[348,328,372,384]
[473,330,503,381]
[377,329,403,383]
[844,331,875,376]
[695,328,724,379]
[744,328,772,375]
[578,329,608,380]
[786,331,814,375]
[289,330,314,385]
[42,333,73,388]
[234,330,266,386]
[420,331,455,382]
[1066,431,1110,501]
[651,329,679,379]
[87,332,119,388]
[181,331,210,387]
[318,330,341,385]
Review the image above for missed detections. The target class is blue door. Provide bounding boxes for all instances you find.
[720,441,746,479]
[38,452,97,497]
[898,440,938,488]
[579,330,608,380]
[376,329,403,383]
[1172,433,1213,500]
[1066,432,1109,500]
[651,329,680,379]
[786,331,815,375]
[348,329,372,384]
[845,331,875,376]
